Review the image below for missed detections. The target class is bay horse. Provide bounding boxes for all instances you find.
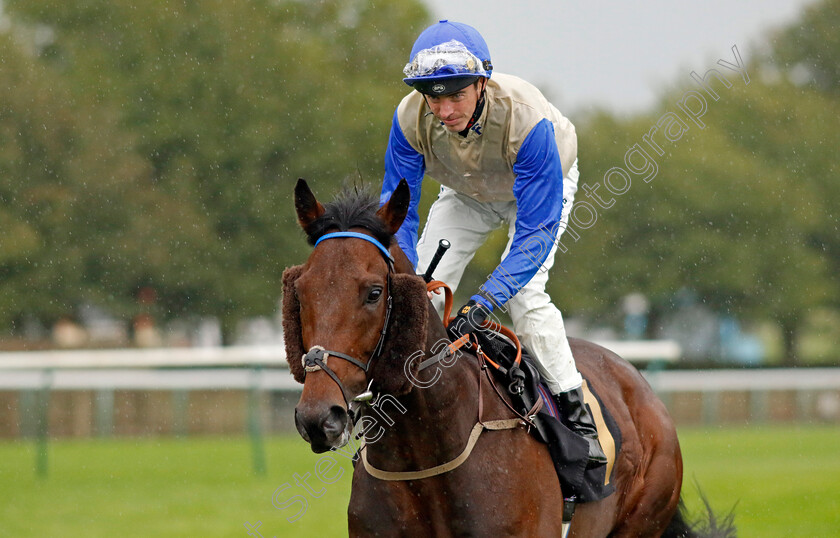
[284,179,728,537]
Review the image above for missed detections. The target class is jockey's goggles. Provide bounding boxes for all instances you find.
[403,40,490,95]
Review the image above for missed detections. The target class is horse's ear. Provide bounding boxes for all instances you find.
[281,264,306,383]
[376,179,410,235]
[368,273,428,396]
[295,178,325,233]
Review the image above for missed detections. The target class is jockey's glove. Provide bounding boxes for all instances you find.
[447,300,491,342]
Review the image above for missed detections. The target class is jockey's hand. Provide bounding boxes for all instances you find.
[446,300,491,342]
[427,287,441,300]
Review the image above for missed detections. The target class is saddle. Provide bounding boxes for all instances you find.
[471,328,621,503]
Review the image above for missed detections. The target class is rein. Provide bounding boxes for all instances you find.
[300,240,536,481]
[359,279,539,482]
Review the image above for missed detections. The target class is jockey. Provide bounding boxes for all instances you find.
[379,20,606,465]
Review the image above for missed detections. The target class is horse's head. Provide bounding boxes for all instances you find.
[282,179,429,452]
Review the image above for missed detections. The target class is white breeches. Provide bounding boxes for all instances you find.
[416,160,582,393]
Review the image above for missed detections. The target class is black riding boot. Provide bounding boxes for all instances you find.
[554,387,608,465]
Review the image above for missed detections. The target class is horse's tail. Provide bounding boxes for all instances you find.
[661,491,737,538]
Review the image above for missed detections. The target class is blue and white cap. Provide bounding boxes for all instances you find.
[403,20,493,96]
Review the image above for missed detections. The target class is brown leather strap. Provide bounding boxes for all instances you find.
[426,279,523,369]
[417,333,471,371]
[359,281,525,482]
[426,279,454,323]
[360,418,522,481]
[360,330,523,482]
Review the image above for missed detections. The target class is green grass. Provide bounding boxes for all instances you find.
[678,424,840,537]
[0,436,354,538]
[1,425,838,537]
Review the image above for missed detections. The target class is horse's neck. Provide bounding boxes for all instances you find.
[363,307,480,465]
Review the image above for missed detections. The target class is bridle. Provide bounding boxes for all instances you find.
[298,232,539,481]
[300,231,394,414]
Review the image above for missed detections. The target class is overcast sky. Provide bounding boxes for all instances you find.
[421,0,817,115]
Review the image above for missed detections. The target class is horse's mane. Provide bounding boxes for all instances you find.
[304,185,392,248]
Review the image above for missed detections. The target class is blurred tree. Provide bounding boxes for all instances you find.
[759,0,840,358]
[0,29,153,331]
[699,80,838,364]
[564,90,834,364]
[769,0,840,96]
[2,0,429,338]
[4,0,832,362]
[542,1,839,364]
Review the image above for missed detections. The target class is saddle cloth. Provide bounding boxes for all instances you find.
[474,330,621,503]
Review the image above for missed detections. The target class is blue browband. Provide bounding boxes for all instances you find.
[315,231,394,264]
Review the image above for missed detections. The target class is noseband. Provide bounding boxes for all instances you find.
[301,231,394,410]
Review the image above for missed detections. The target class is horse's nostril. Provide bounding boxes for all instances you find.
[295,403,348,451]
[294,408,311,442]
[321,405,348,437]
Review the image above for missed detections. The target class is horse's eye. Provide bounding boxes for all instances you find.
[366,287,383,304]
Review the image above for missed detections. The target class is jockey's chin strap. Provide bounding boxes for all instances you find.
[301,232,394,415]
